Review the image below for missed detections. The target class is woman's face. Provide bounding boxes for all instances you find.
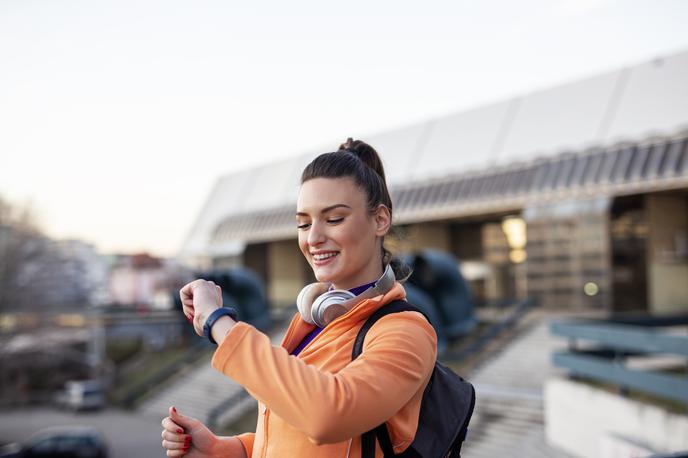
[296,177,390,290]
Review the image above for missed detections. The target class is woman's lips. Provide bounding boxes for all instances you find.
[312,252,339,266]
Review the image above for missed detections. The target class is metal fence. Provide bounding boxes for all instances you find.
[550,314,688,406]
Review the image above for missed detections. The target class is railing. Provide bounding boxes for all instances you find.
[443,297,535,361]
[207,388,251,429]
[550,315,688,406]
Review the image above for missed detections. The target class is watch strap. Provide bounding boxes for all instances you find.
[203,307,239,344]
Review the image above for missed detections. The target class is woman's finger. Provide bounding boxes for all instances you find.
[215,284,222,303]
[180,282,194,304]
[161,429,190,443]
[161,417,184,433]
[162,438,191,451]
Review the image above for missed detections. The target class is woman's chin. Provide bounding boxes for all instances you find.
[314,270,336,284]
[313,265,342,284]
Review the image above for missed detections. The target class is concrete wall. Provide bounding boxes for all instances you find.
[267,240,305,307]
[545,377,688,457]
[645,194,688,314]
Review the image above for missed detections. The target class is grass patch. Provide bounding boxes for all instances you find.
[106,338,143,365]
[108,345,211,408]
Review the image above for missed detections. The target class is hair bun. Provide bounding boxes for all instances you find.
[337,138,386,182]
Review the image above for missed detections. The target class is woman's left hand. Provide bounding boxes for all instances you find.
[179,279,223,337]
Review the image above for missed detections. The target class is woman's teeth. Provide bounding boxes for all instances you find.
[313,252,338,261]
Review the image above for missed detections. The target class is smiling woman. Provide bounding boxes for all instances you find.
[161,139,437,458]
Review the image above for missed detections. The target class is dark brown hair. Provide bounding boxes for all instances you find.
[301,138,411,281]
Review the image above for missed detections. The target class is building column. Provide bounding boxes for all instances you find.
[267,239,305,308]
[645,193,688,314]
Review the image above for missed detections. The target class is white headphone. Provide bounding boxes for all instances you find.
[296,264,396,328]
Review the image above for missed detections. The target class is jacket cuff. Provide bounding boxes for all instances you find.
[211,321,253,370]
[235,432,255,457]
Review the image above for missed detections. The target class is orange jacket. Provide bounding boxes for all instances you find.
[211,282,437,457]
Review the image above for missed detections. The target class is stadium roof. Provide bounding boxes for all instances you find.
[181,50,688,258]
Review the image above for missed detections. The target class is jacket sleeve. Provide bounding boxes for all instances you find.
[211,312,437,444]
[235,432,254,457]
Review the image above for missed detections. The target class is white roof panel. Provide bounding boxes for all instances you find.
[412,101,516,179]
[604,52,688,143]
[364,123,432,184]
[180,170,254,256]
[496,70,623,164]
[243,155,306,211]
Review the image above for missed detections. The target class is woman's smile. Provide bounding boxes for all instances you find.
[311,250,340,265]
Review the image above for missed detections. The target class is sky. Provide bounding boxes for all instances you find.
[1,0,688,257]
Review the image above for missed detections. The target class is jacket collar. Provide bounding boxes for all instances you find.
[282,282,406,352]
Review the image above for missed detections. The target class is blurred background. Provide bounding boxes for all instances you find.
[1,1,687,457]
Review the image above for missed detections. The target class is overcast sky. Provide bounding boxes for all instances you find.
[2,0,687,257]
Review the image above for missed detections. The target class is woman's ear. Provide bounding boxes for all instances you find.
[373,204,392,236]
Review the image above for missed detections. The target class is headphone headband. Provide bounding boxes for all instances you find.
[358,263,396,301]
[298,264,396,327]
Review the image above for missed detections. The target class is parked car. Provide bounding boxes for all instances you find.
[58,380,105,411]
[0,425,108,458]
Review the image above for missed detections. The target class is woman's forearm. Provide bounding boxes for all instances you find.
[212,435,248,458]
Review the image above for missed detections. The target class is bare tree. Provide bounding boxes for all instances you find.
[0,195,90,311]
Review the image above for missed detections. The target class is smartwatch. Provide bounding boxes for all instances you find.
[203,307,239,344]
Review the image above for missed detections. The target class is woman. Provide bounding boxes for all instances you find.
[161,139,437,457]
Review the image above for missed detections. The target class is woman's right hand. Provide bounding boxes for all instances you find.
[161,406,218,457]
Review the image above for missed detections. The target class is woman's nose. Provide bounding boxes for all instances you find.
[308,222,326,246]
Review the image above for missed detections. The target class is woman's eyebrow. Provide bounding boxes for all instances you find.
[296,204,352,217]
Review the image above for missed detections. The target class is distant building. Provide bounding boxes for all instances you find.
[181,50,688,314]
[109,253,190,310]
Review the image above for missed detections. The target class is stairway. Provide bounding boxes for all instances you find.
[137,321,289,427]
[461,312,575,458]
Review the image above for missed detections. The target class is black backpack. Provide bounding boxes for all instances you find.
[353,300,476,458]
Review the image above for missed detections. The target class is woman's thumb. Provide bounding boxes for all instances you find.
[169,406,194,428]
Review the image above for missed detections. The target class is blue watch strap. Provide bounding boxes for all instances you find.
[203,307,239,344]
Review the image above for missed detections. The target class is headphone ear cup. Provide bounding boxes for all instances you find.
[311,289,356,328]
[296,283,329,325]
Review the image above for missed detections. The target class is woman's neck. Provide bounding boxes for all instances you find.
[331,261,384,291]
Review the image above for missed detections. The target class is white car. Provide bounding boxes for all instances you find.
[61,380,105,411]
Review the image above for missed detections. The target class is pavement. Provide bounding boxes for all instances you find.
[0,407,166,458]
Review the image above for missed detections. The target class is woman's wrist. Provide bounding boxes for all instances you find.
[197,306,220,330]
[210,315,237,345]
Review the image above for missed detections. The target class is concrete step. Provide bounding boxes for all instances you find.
[462,314,576,458]
[137,321,290,427]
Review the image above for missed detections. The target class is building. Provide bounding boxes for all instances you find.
[109,253,190,310]
[180,50,688,314]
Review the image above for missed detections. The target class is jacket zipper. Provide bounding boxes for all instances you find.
[261,404,270,458]
[262,295,389,456]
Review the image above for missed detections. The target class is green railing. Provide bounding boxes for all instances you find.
[551,315,688,406]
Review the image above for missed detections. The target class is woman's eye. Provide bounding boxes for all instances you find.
[297,223,311,230]
[327,218,344,224]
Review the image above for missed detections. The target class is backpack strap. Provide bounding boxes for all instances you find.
[351,299,427,360]
[353,299,428,458]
